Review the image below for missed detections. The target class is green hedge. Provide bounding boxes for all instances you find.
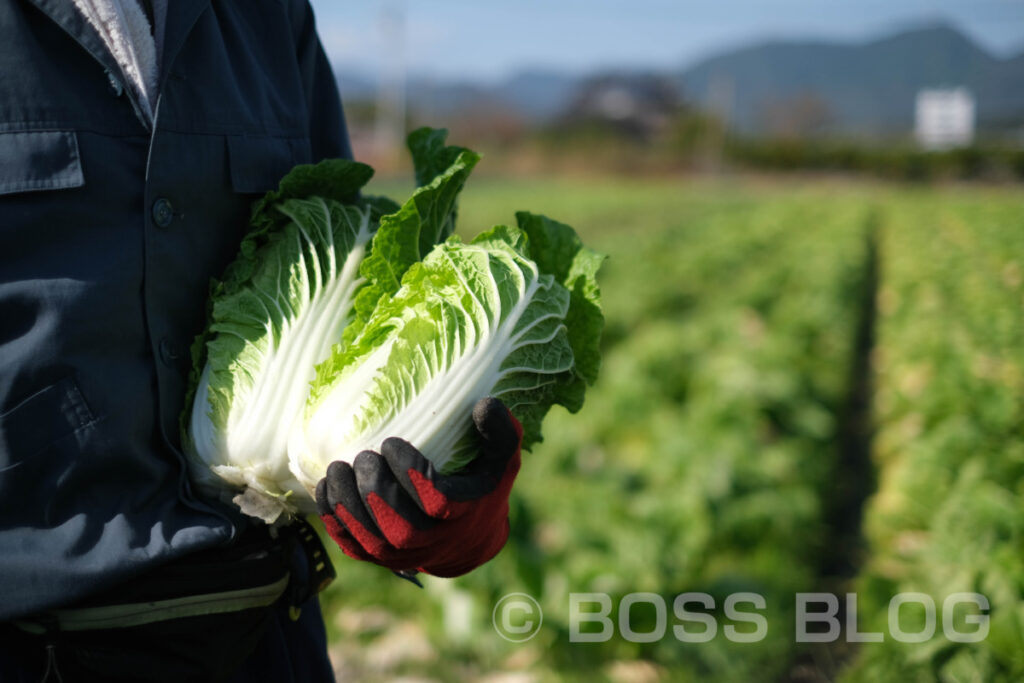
[726,139,1024,182]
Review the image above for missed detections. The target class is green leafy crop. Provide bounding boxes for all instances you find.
[182,129,603,524]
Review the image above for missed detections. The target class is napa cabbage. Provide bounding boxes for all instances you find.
[183,129,603,523]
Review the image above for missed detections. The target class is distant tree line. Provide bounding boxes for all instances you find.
[724,138,1024,182]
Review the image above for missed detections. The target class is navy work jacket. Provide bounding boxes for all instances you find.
[0,0,352,620]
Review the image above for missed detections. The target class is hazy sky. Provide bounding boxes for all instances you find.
[307,0,1024,82]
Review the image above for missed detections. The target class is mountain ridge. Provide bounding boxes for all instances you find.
[677,24,1021,134]
[335,23,1024,137]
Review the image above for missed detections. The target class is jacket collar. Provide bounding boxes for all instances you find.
[25,0,122,81]
[24,0,211,92]
[157,0,210,86]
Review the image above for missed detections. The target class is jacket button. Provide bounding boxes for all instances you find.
[159,338,182,368]
[152,198,175,228]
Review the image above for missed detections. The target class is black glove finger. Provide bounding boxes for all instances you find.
[380,435,500,507]
[374,398,520,509]
[377,436,438,503]
[468,397,520,474]
[352,449,436,534]
[321,457,385,541]
[315,477,332,517]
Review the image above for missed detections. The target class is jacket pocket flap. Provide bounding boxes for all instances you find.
[227,135,310,194]
[0,130,84,196]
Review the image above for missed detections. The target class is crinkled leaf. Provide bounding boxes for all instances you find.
[349,144,480,337]
[408,127,472,189]
[516,211,605,406]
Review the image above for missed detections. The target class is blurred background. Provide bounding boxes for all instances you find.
[308,1,1024,681]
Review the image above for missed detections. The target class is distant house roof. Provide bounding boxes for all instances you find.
[561,74,681,139]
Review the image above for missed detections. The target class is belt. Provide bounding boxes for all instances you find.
[14,574,290,633]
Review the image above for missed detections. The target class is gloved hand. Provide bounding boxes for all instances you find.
[315,397,522,578]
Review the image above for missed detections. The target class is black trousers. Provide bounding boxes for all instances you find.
[0,593,335,683]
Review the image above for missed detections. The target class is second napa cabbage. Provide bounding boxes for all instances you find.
[183,129,604,523]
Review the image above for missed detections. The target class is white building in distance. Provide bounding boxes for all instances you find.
[915,88,975,150]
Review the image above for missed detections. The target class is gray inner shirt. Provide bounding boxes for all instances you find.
[71,0,169,123]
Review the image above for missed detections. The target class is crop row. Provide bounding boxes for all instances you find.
[843,194,1024,682]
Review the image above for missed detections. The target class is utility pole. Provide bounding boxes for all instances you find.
[375,1,407,169]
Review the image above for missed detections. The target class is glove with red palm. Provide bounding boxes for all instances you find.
[315,397,522,578]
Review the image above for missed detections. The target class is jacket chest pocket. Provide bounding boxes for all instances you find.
[0,131,85,196]
[227,135,311,195]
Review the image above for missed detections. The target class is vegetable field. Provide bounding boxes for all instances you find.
[318,176,1024,682]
